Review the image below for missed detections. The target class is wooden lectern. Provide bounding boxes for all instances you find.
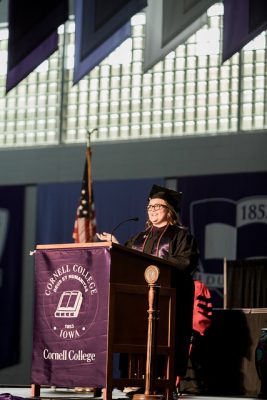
[32,242,194,400]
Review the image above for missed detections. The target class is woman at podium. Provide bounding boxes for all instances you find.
[97,184,200,396]
[97,184,199,273]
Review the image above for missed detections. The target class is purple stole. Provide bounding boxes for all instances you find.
[130,225,174,259]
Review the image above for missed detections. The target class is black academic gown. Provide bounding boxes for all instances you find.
[125,223,199,273]
[125,223,199,378]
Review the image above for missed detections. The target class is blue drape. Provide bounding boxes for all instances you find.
[36,178,164,245]
[0,185,24,368]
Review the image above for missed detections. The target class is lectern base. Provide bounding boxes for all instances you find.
[133,394,165,400]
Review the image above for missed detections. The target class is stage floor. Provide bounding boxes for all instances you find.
[0,387,259,400]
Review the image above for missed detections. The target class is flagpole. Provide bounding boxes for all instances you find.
[86,129,97,204]
[86,129,97,241]
[86,128,97,147]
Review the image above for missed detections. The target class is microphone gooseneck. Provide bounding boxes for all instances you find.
[111,217,139,238]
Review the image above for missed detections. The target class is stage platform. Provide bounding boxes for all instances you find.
[0,387,259,400]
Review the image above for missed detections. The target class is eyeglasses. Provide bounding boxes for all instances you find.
[147,204,168,211]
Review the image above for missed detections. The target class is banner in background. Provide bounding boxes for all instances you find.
[74,0,147,84]
[144,0,215,72]
[177,172,267,307]
[6,0,68,92]
[0,186,24,368]
[223,0,267,62]
[32,245,111,387]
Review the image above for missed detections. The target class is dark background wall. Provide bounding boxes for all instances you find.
[0,132,266,384]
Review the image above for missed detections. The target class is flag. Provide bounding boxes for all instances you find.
[73,146,97,243]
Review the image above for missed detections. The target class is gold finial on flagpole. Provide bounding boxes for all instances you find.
[87,128,97,147]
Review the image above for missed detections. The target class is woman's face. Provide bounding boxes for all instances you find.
[147,198,169,227]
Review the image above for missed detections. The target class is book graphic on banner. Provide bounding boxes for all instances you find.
[55,290,83,318]
[190,196,267,264]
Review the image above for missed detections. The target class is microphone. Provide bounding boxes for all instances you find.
[111,217,139,238]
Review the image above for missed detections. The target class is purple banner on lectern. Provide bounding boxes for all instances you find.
[31,245,111,388]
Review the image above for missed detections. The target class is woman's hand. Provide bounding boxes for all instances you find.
[96,232,119,244]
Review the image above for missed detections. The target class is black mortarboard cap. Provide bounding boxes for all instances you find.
[148,185,182,214]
